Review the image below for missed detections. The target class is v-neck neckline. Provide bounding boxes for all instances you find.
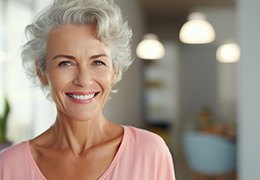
[25,126,129,180]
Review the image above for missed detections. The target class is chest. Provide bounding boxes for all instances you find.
[35,147,117,180]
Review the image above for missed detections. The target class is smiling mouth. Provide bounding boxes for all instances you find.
[66,92,99,101]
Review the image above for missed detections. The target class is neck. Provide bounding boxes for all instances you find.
[50,113,110,156]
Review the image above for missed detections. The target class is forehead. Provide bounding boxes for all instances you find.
[46,24,110,57]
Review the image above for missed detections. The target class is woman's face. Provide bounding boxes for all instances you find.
[40,24,115,121]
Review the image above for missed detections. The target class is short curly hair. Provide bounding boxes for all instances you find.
[21,0,133,96]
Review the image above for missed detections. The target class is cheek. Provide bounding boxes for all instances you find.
[98,72,115,88]
[47,70,74,91]
[95,67,115,83]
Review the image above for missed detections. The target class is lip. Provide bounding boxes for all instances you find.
[65,91,99,104]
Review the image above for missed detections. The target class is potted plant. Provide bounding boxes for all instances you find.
[0,97,11,150]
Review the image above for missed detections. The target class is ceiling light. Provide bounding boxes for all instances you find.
[136,33,165,60]
[179,12,216,44]
[216,42,240,63]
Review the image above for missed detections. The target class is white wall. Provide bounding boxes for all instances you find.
[237,0,260,179]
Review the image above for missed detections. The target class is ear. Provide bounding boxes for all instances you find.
[36,60,48,85]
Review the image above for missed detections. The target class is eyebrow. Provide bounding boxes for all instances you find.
[51,54,76,61]
[51,54,109,60]
[91,54,109,59]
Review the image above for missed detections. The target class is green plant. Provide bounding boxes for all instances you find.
[0,97,10,142]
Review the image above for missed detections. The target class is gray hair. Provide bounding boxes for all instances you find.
[21,0,133,95]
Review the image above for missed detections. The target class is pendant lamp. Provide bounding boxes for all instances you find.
[179,12,216,44]
[216,42,240,63]
[136,33,165,60]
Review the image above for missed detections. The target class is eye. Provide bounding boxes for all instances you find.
[92,60,106,66]
[58,61,75,67]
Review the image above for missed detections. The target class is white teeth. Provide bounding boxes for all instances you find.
[70,94,95,100]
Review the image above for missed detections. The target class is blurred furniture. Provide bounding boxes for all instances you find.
[201,123,236,142]
[182,131,236,180]
[196,106,236,141]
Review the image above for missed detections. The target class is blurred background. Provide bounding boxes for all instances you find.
[0,0,259,179]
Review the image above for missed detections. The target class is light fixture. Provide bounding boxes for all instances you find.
[216,42,240,63]
[179,12,216,44]
[136,33,165,60]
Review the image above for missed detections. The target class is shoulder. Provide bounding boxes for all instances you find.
[123,126,168,152]
[121,126,176,179]
[0,141,43,179]
[122,126,174,166]
[0,141,29,165]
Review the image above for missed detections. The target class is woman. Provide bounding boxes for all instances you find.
[0,0,175,179]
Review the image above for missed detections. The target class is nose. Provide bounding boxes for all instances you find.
[73,66,93,87]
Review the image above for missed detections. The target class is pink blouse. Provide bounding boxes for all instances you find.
[0,126,175,180]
